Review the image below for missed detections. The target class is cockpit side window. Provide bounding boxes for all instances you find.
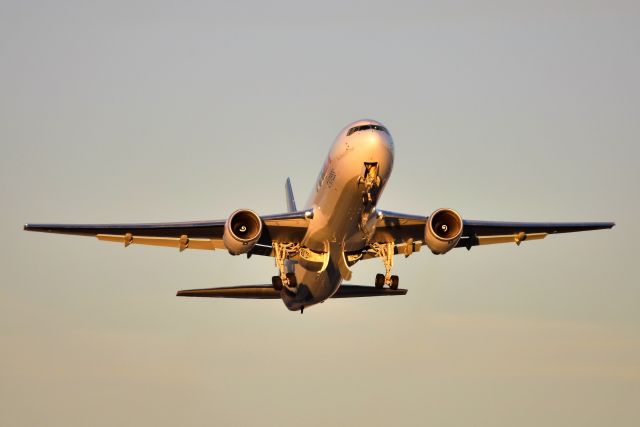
[347,124,389,136]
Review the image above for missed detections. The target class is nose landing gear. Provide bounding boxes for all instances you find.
[370,242,399,290]
[358,162,381,208]
[358,163,381,240]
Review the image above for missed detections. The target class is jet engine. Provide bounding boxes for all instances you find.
[223,209,263,255]
[424,208,463,255]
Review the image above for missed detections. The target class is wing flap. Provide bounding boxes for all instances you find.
[473,232,547,246]
[96,234,226,251]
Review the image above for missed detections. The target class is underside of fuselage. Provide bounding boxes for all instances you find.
[279,119,395,311]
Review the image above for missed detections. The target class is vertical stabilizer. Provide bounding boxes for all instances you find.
[285,178,297,213]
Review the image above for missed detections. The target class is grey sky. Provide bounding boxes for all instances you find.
[1,1,639,426]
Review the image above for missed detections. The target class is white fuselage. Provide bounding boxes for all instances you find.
[281,120,394,311]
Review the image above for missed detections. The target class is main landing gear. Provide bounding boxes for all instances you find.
[271,241,299,291]
[272,273,297,291]
[370,242,399,290]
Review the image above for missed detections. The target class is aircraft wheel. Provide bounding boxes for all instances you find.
[390,275,399,290]
[272,276,283,291]
[375,273,385,289]
[286,272,298,288]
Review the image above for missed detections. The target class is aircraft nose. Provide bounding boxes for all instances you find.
[364,130,394,155]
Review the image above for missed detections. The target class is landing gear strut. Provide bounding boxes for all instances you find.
[358,163,381,239]
[358,163,381,209]
[370,242,399,289]
[272,241,300,290]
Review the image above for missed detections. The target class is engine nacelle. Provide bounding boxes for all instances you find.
[424,208,463,255]
[223,209,263,255]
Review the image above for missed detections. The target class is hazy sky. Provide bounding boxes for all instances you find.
[1,1,639,426]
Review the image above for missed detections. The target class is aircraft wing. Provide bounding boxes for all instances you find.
[456,219,615,249]
[23,211,310,254]
[372,210,614,253]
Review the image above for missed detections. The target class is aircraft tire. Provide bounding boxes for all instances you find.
[375,273,385,289]
[390,275,399,290]
[272,276,283,291]
[286,272,298,288]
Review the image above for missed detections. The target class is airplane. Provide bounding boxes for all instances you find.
[24,119,614,313]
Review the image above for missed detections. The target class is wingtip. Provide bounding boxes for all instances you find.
[23,224,29,231]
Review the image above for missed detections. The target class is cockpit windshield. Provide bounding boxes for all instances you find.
[346,124,389,136]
